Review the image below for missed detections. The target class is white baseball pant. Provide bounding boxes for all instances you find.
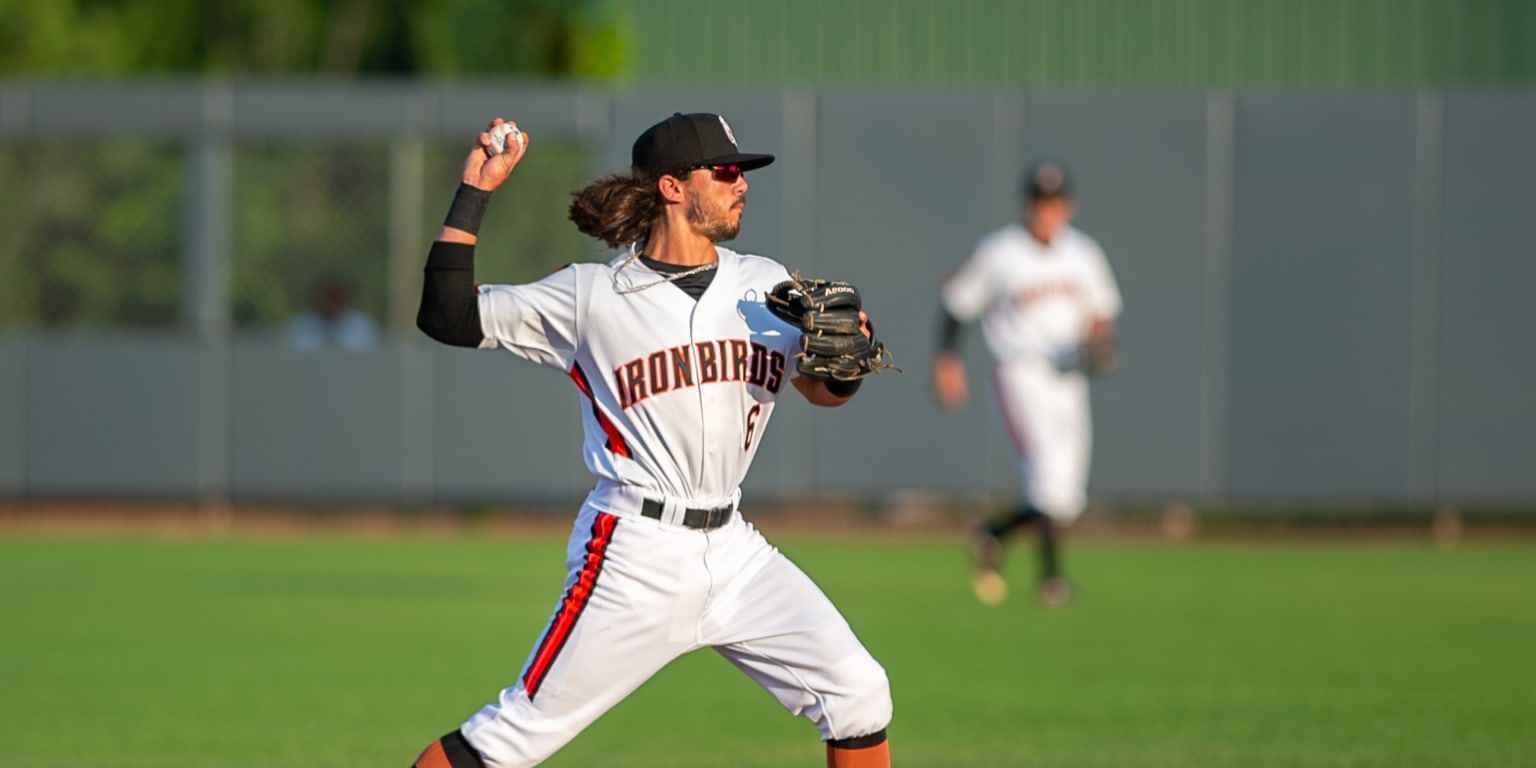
[460,501,892,767]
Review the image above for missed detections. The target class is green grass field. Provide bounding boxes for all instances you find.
[2,529,1532,767]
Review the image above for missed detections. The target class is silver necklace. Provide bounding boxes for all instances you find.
[612,244,718,295]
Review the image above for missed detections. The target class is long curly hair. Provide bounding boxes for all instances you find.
[568,170,665,249]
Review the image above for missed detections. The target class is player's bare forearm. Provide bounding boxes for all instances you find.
[437,226,477,244]
[794,375,857,407]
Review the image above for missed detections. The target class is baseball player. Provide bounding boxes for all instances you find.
[933,160,1122,608]
[409,113,893,768]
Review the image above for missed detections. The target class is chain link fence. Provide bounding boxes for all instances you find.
[0,136,594,337]
[8,83,1533,504]
[231,142,390,339]
[0,141,185,329]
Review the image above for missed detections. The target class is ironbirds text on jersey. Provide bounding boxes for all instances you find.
[475,245,796,505]
[612,337,787,411]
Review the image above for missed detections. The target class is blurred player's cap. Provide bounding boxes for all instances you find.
[1023,160,1072,200]
[632,112,775,175]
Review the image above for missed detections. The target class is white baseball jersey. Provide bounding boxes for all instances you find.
[475,245,798,509]
[458,245,892,766]
[942,223,1121,522]
[941,222,1121,368]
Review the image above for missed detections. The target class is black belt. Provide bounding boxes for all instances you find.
[640,499,734,530]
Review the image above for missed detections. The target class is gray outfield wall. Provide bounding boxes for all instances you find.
[1,83,1533,507]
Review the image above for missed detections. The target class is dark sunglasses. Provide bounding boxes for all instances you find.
[707,165,744,183]
[674,164,743,184]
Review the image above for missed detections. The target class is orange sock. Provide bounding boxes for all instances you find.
[826,739,891,768]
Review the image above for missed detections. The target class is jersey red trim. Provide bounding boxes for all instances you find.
[569,363,631,458]
[522,511,618,700]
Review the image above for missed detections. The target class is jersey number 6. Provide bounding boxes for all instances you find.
[744,404,763,451]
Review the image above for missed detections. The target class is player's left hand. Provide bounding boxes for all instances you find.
[461,118,529,192]
[1079,333,1119,376]
[932,351,968,408]
[1078,317,1118,377]
[767,273,900,382]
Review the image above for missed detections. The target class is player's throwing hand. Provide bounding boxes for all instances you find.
[461,118,529,192]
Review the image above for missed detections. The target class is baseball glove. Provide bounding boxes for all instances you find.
[1080,334,1120,377]
[766,272,900,381]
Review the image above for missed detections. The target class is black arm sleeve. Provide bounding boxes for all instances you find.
[937,306,965,352]
[416,240,485,348]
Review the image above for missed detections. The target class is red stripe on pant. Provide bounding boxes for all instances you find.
[522,512,618,700]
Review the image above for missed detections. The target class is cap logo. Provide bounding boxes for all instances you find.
[718,116,739,148]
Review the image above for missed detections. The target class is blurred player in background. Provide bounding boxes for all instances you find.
[933,160,1122,608]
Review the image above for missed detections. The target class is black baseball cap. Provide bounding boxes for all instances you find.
[631,112,775,175]
[1023,160,1072,200]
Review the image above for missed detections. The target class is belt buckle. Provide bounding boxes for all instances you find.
[682,504,730,530]
[705,505,732,529]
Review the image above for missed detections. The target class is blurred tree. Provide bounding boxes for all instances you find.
[0,0,629,77]
[231,143,391,330]
[411,0,628,79]
[0,143,183,329]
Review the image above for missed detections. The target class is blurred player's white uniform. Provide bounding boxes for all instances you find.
[941,222,1121,523]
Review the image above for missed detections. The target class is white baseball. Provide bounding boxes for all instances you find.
[488,122,524,155]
